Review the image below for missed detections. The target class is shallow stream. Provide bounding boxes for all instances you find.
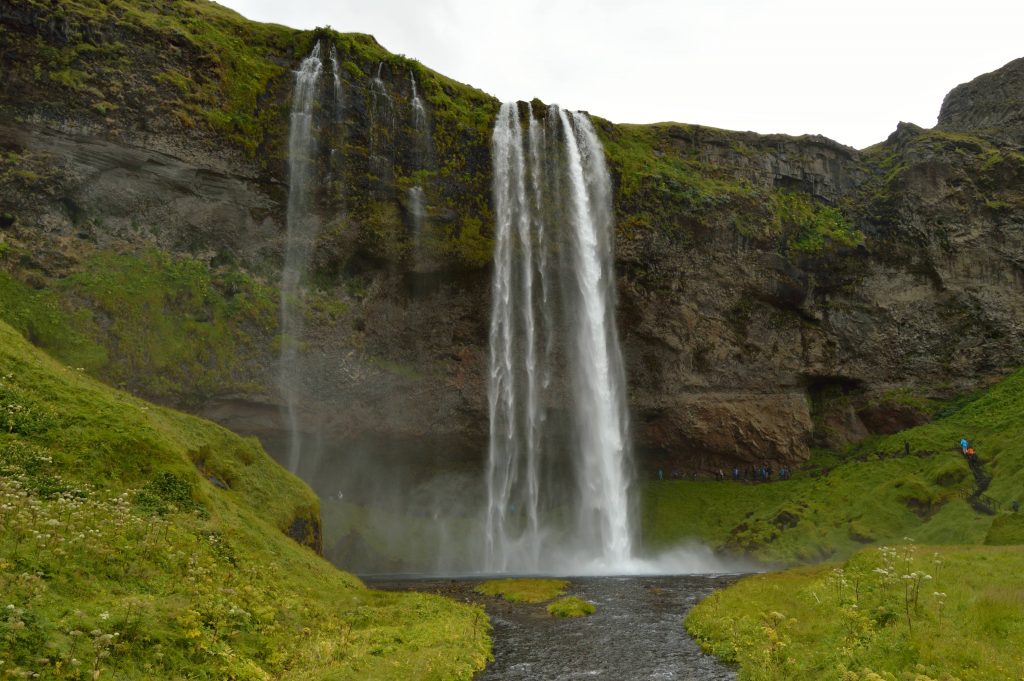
[370,574,741,680]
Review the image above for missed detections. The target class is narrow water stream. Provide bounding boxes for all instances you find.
[370,574,741,680]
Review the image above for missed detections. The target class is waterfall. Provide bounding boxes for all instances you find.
[368,62,394,176]
[280,44,323,473]
[409,72,431,167]
[329,45,343,122]
[560,109,633,565]
[486,102,542,571]
[408,185,426,254]
[486,102,633,573]
[410,72,427,134]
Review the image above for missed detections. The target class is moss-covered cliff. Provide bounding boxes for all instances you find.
[2,0,1023,513]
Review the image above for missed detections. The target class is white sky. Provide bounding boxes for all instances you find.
[217,0,1023,149]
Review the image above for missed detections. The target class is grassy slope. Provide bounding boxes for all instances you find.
[0,320,489,679]
[678,370,1024,680]
[642,368,1024,564]
[686,544,1024,681]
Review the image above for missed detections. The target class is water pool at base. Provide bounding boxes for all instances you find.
[370,574,742,680]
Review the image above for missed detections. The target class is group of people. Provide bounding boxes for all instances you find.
[655,464,790,482]
[959,437,978,460]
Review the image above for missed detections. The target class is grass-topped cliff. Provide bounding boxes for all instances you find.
[0,319,490,679]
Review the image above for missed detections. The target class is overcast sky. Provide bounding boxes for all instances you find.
[218,0,1022,149]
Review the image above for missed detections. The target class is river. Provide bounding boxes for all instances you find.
[369,574,741,680]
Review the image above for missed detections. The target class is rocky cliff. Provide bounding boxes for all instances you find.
[2,0,1023,488]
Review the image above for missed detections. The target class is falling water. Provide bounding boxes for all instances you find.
[559,109,632,566]
[368,62,394,175]
[329,45,343,120]
[408,185,426,253]
[280,44,323,473]
[486,102,633,573]
[487,102,541,571]
[409,72,431,167]
[410,72,427,133]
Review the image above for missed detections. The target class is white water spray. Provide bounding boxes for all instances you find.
[280,44,323,473]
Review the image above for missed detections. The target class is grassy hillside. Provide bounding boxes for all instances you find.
[642,369,1024,564]
[686,543,1024,681]
[668,368,1024,680]
[0,320,490,679]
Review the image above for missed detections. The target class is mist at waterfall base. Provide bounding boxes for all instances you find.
[274,46,750,577]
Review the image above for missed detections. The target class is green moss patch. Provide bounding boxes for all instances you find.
[475,578,569,604]
[546,596,596,618]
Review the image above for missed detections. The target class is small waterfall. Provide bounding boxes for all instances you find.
[486,102,633,573]
[329,45,344,120]
[368,62,394,176]
[410,72,427,133]
[280,44,323,473]
[408,185,426,254]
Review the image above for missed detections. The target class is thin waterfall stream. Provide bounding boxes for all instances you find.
[280,43,323,473]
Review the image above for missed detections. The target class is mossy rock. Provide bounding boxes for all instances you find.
[475,578,568,604]
[547,596,596,618]
[984,513,1024,545]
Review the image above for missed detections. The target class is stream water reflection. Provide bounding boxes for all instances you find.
[370,574,741,680]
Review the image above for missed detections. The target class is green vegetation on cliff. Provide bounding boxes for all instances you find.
[0,320,490,679]
[4,0,306,154]
[0,249,276,407]
[598,122,862,254]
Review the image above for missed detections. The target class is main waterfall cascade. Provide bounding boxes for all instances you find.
[486,102,634,573]
[280,44,325,473]
[276,48,732,574]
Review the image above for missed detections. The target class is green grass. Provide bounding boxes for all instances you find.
[546,596,596,618]
[0,250,277,407]
[686,544,1024,681]
[642,368,1024,564]
[475,579,568,604]
[0,319,490,679]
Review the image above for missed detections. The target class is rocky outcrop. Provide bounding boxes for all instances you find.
[1,1,1023,484]
[938,57,1024,146]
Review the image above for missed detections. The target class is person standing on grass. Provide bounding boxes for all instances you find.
[960,437,969,454]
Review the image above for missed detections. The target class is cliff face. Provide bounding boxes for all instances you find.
[2,0,1023,483]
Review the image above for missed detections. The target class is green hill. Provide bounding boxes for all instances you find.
[0,319,489,679]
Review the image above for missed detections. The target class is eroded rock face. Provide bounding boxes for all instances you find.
[938,57,1024,146]
[637,392,813,473]
[1,4,1023,480]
